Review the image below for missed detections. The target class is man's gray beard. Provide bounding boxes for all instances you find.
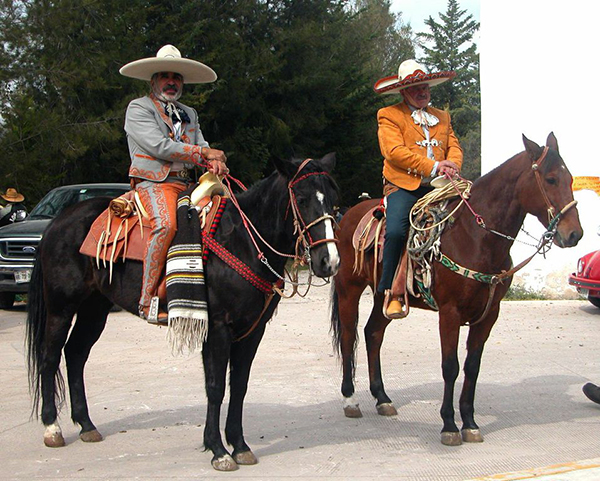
[151,83,182,103]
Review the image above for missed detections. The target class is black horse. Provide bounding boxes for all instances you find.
[27,154,339,471]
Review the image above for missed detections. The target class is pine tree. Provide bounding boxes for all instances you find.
[417,0,480,179]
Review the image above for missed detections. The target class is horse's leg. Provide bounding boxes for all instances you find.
[459,307,499,443]
[364,293,397,416]
[439,313,462,446]
[202,322,237,471]
[64,293,111,443]
[39,313,75,447]
[225,323,268,466]
[335,280,366,418]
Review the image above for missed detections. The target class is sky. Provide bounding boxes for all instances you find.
[392,1,598,293]
[480,1,600,291]
[390,0,480,36]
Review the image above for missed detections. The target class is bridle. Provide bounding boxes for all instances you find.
[286,158,339,257]
[410,147,580,326]
[530,146,578,232]
[208,158,338,296]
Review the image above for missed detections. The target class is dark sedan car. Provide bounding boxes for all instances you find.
[0,183,129,308]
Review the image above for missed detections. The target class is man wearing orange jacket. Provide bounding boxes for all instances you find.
[373,59,463,318]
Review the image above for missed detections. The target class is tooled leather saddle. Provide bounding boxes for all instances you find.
[79,189,224,298]
[351,203,411,316]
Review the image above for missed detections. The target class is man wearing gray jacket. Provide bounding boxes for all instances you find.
[120,45,227,322]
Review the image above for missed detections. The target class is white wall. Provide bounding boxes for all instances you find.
[480,1,600,297]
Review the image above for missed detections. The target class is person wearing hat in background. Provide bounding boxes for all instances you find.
[0,188,27,227]
[373,59,463,319]
[119,44,228,322]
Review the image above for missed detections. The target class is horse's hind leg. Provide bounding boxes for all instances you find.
[64,293,111,443]
[459,308,499,443]
[225,324,267,466]
[203,323,237,471]
[39,314,74,447]
[364,293,397,416]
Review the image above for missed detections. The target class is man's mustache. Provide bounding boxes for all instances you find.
[163,84,179,91]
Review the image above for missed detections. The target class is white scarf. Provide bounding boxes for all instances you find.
[411,109,439,128]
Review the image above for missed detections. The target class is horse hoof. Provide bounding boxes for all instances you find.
[233,450,258,465]
[376,403,398,416]
[462,428,484,443]
[80,429,103,443]
[441,431,462,446]
[344,405,363,418]
[212,454,238,471]
[44,432,66,448]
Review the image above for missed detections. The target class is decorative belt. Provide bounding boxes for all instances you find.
[168,169,191,179]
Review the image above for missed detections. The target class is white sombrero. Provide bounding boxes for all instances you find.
[374,59,455,95]
[119,45,217,84]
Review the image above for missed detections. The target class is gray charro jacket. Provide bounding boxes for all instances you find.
[125,95,210,181]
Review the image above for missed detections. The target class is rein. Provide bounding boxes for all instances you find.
[424,147,578,326]
[199,157,338,298]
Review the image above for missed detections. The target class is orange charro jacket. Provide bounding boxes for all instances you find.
[378,101,463,191]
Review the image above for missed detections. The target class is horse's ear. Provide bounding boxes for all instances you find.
[522,134,543,161]
[546,132,559,152]
[319,152,336,173]
[273,157,296,179]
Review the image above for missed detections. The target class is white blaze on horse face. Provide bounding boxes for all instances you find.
[316,191,340,270]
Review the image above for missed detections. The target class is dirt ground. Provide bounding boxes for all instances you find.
[2,283,600,480]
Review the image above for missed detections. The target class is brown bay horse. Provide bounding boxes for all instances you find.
[330,133,583,446]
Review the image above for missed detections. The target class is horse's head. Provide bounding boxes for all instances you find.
[274,153,340,278]
[521,133,583,247]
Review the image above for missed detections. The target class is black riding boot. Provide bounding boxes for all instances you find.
[582,383,600,404]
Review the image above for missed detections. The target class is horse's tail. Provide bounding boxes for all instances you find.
[329,279,342,357]
[26,251,65,418]
[329,279,358,376]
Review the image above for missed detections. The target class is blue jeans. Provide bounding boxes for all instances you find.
[377,185,432,292]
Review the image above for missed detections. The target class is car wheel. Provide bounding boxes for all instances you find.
[0,292,16,309]
[589,296,600,309]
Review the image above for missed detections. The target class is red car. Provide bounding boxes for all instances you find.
[569,249,600,308]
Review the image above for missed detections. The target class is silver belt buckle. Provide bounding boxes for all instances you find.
[176,169,190,179]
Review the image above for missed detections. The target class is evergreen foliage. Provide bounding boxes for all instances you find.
[417,0,480,180]
[0,0,479,208]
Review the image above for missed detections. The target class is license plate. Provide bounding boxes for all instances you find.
[15,269,32,284]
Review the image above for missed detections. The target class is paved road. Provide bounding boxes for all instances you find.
[2,288,600,480]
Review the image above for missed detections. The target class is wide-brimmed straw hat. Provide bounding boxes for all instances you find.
[119,45,217,84]
[373,59,455,95]
[2,188,24,203]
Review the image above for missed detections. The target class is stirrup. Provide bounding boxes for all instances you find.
[139,297,168,326]
[382,290,409,320]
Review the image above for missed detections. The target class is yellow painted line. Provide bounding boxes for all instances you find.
[468,458,600,480]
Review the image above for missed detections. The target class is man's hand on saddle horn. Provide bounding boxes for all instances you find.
[438,159,460,178]
[202,147,229,176]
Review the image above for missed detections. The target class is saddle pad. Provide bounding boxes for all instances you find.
[352,206,385,260]
[79,194,151,263]
[79,193,226,264]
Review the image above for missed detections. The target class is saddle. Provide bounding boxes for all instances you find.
[351,203,411,319]
[352,205,386,274]
[79,180,225,290]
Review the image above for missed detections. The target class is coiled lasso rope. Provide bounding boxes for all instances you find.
[409,177,473,232]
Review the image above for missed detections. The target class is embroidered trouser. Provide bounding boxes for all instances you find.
[135,180,188,308]
[377,185,432,293]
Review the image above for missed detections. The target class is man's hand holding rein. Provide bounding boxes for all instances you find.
[201,147,228,175]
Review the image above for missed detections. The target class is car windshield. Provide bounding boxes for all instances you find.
[29,187,128,219]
